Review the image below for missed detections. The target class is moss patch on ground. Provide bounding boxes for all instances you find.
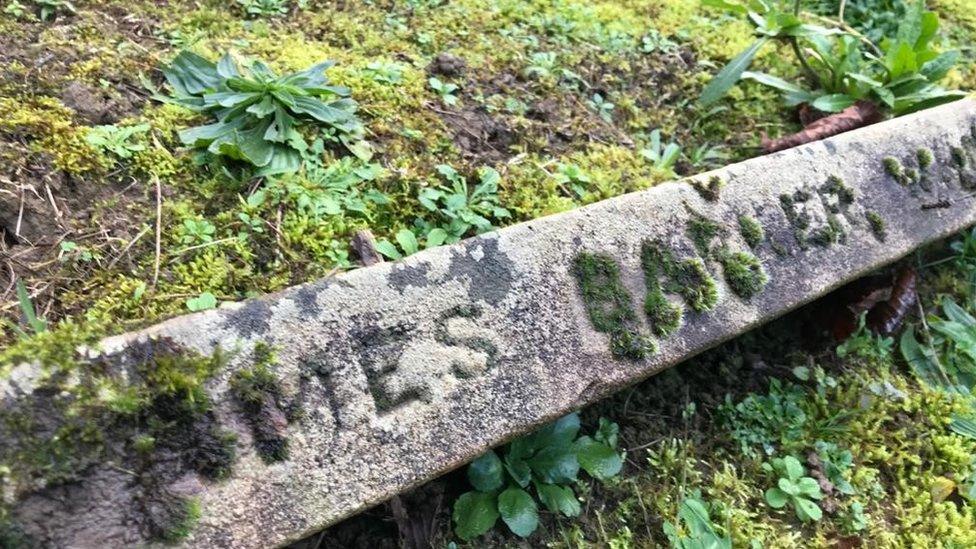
[0,0,831,346]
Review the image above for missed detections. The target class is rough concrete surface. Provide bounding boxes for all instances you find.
[5,99,976,547]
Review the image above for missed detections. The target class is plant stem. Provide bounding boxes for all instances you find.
[790,0,822,90]
[804,12,884,56]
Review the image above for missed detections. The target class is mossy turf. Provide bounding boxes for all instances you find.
[0,0,820,346]
[1,0,973,346]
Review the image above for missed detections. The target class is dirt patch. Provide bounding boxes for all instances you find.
[427,53,467,77]
[60,82,135,125]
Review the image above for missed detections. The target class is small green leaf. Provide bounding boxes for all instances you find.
[374,239,402,260]
[186,292,218,312]
[452,491,499,541]
[497,487,538,538]
[778,477,800,497]
[811,94,856,113]
[528,445,579,484]
[595,418,619,448]
[504,456,532,488]
[794,497,823,522]
[765,487,789,508]
[425,228,449,248]
[395,229,419,255]
[574,437,623,481]
[699,38,769,106]
[530,413,581,450]
[796,477,823,499]
[15,280,46,334]
[742,71,808,94]
[535,482,581,517]
[468,450,504,492]
[700,0,748,14]
[782,456,804,480]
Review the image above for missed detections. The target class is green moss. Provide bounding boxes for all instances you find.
[156,497,202,544]
[687,213,721,257]
[640,242,684,336]
[230,343,291,463]
[718,250,768,299]
[917,147,934,170]
[0,96,110,175]
[643,291,683,337]
[905,167,920,184]
[809,215,845,247]
[883,156,911,186]
[609,329,658,360]
[0,321,101,375]
[822,175,855,208]
[573,253,655,359]
[672,258,720,312]
[691,175,725,201]
[0,336,236,513]
[641,242,719,313]
[737,215,764,248]
[0,515,30,549]
[953,146,968,168]
[779,193,810,231]
[866,211,886,241]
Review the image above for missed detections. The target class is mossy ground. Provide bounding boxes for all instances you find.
[0,0,851,344]
[1,0,975,546]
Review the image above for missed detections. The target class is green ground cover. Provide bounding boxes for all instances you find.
[1,0,976,546]
[7,0,972,345]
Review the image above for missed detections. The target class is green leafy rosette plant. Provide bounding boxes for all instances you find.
[159,51,368,176]
[452,414,623,541]
[699,0,964,115]
[763,455,824,522]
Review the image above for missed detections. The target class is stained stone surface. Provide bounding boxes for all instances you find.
[5,99,976,548]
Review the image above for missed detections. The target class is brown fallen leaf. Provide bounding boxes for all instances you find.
[810,266,918,342]
[865,267,917,336]
[762,101,884,154]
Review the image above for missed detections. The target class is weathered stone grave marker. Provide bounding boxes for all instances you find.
[3,100,976,548]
